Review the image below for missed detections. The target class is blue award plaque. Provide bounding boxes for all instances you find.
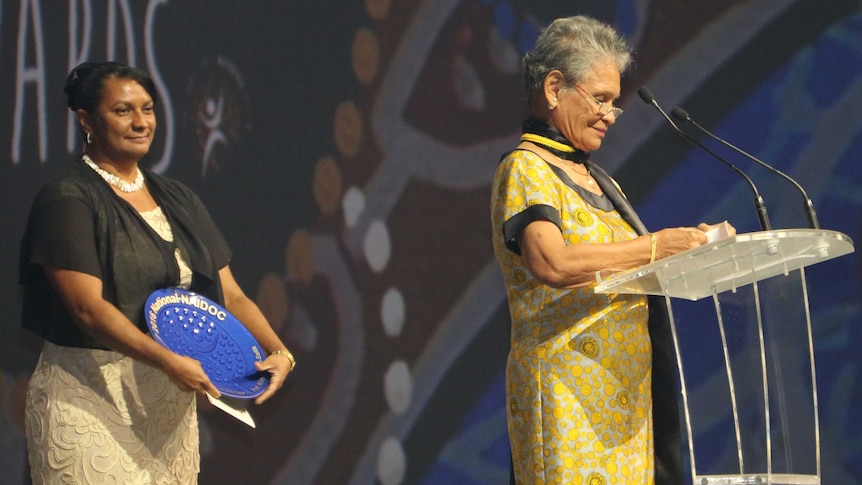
[145,288,269,399]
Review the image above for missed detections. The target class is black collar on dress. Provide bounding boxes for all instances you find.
[518,119,649,235]
[520,118,590,163]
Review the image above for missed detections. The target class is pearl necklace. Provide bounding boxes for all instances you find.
[82,154,144,193]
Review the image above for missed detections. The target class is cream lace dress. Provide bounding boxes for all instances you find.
[25,207,200,485]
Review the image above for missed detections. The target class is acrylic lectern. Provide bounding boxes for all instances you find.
[594,229,855,485]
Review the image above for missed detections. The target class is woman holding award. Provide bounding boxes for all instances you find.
[19,61,294,484]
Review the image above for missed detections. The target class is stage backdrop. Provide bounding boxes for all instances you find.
[1,1,860,483]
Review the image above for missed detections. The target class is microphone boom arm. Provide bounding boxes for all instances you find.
[671,107,819,229]
[637,87,772,231]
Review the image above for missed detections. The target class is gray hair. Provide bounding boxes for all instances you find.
[523,16,632,108]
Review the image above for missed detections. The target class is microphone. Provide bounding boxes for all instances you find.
[637,87,772,231]
[671,107,819,229]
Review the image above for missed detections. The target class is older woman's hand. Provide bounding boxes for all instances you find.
[653,227,709,260]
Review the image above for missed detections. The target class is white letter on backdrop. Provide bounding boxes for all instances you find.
[107,0,135,63]
[66,0,92,153]
[145,0,173,174]
[13,0,47,163]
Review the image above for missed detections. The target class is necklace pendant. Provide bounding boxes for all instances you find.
[587,179,595,186]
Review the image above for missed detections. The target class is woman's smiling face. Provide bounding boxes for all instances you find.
[548,61,621,153]
[84,76,157,163]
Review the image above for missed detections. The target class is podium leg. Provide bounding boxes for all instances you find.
[799,266,822,481]
[663,294,698,483]
[688,269,822,485]
[751,270,774,480]
[712,291,746,474]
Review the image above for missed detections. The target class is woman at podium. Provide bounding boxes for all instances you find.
[491,16,732,485]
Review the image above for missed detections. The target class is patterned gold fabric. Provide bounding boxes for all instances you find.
[491,150,654,484]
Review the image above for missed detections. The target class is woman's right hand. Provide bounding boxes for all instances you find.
[42,267,223,399]
[162,353,222,398]
[653,227,709,260]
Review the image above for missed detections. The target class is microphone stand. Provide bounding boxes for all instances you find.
[637,87,772,231]
[671,107,819,229]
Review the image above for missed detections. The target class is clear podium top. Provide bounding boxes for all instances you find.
[594,229,855,301]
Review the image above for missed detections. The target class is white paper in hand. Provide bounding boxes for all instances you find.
[207,393,256,428]
[705,221,733,244]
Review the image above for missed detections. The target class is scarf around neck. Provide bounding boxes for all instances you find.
[516,118,648,235]
[520,118,590,163]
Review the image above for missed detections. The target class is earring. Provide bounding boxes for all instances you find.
[547,98,558,110]
[86,132,93,144]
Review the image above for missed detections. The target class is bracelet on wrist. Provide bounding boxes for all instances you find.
[270,349,296,370]
[649,233,657,264]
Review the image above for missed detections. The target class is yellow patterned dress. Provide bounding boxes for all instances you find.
[491,149,654,485]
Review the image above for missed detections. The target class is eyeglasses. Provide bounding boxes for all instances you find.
[575,84,623,118]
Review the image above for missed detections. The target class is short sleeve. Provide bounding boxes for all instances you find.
[491,150,562,254]
[21,182,101,281]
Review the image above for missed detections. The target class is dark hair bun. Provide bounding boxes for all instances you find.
[64,62,97,111]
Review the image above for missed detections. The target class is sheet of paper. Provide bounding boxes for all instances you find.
[206,393,256,428]
[704,221,733,244]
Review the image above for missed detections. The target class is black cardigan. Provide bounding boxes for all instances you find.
[19,159,232,349]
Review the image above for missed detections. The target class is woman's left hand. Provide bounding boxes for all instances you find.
[253,352,296,405]
[219,265,295,405]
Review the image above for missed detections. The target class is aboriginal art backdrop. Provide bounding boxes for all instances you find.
[0,1,860,484]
